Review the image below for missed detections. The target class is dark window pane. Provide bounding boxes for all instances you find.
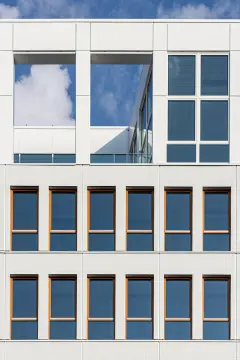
[200,144,229,163]
[147,78,152,119]
[13,279,37,318]
[128,279,152,318]
[12,321,38,340]
[90,154,114,163]
[53,154,76,163]
[90,192,114,230]
[127,321,152,340]
[13,192,37,230]
[168,55,195,95]
[14,154,19,163]
[167,145,196,163]
[50,234,76,251]
[88,321,114,340]
[50,321,76,340]
[51,279,75,318]
[127,233,153,251]
[128,192,152,230]
[168,101,195,141]
[204,234,230,251]
[165,321,191,340]
[20,154,52,163]
[166,192,191,231]
[166,280,190,318]
[89,279,114,318]
[203,321,229,340]
[88,233,115,251]
[201,101,228,141]
[12,233,38,251]
[165,233,191,251]
[201,55,228,95]
[204,280,228,318]
[52,192,76,230]
[205,192,229,230]
[114,154,127,163]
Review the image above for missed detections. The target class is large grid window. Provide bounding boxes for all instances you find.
[165,277,192,340]
[203,277,230,340]
[11,189,38,251]
[167,54,229,163]
[88,189,115,251]
[165,190,192,251]
[203,189,230,251]
[49,277,76,339]
[127,189,153,251]
[126,277,153,340]
[50,189,77,251]
[88,277,115,340]
[11,277,38,339]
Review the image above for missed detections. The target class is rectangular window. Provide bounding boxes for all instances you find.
[11,189,38,251]
[50,189,77,251]
[203,190,230,251]
[168,55,195,95]
[127,189,153,251]
[168,100,195,141]
[88,277,115,340]
[201,55,228,96]
[201,100,228,141]
[88,189,115,251]
[126,277,153,340]
[49,277,76,339]
[11,277,38,339]
[165,190,192,251]
[203,277,230,340]
[165,277,192,340]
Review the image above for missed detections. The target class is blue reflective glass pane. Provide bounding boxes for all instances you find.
[205,192,229,230]
[168,101,195,141]
[204,234,230,251]
[20,154,52,163]
[114,154,127,163]
[165,321,191,340]
[127,233,153,251]
[165,234,191,251]
[147,78,152,119]
[52,192,76,230]
[203,321,229,340]
[204,280,228,318]
[89,279,114,318]
[12,321,38,340]
[88,321,114,340]
[13,279,37,318]
[53,154,76,163]
[128,279,152,318]
[90,192,114,230]
[90,154,114,163]
[166,192,191,231]
[201,55,228,95]
[166,280,190,318]
[128,192,152,230]
[200,144,229,163]
[50,234,76,251]
[168,55,195,95]
[127,321,152,340]
[167,145,196,163]
[12,233,38,251]
[142,100,147,130]
[88,233,115,251]
[201,101,228,141]
[51,279,76,318]
[13,192,37,230]
[50,321,76,340]
[14,154,19,163]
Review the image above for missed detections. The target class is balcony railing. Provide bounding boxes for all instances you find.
[90,154,152,164]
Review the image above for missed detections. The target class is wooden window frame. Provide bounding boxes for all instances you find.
[87,189,116,251]
[203,189,231,250]
[164,276,192,339]
[164,189,192,251]
[10,276,38,339]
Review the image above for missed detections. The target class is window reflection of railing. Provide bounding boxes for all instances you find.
[90,154,152,164]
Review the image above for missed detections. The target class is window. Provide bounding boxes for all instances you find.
[88,277,115,340]
[126,277,153,340]
[14,154,76,163]
[165,277,192,340]
[49,277,76,339]
[203,277,230,340]
[11,277,38,339]
[50,189,77,251]
[11,189,38,251]
[165,190,192,251]
[88,189,115,251]
[203,190,230,251]
[127,189,153,251]
[168,100,195,141]
[139,72,152,163]
[168,55,195,95]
